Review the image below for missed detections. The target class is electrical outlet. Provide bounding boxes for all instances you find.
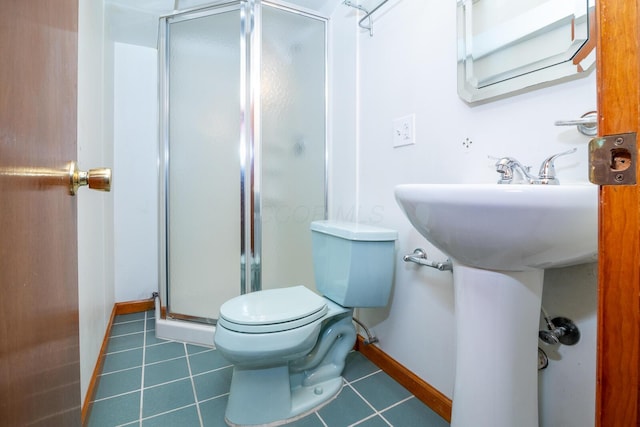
[393,114,415,147]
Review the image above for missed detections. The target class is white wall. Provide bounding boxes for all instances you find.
[77,3,158,403]
[329,1,597,426]
[77,0,115,404]
[112,42,159,302]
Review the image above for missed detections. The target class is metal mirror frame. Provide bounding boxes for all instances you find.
[457,0,596,103]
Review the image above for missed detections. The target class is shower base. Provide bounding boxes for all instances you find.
[154,297,215,347]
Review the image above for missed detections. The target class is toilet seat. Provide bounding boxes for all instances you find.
[218,286,328,333]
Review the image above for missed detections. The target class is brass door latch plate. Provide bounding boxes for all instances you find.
[589,132,636,185]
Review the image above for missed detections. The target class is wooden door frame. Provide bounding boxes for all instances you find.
[595,0,640,425]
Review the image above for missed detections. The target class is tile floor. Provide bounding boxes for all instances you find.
[87,310,449,427]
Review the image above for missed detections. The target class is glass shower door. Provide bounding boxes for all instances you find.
[163,6,243,322]
[160,2,327,325]
[259,5,327,291]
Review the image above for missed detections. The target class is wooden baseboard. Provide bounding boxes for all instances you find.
[81,297,155,426]
[355,335,452,423]
[114,298,155,315]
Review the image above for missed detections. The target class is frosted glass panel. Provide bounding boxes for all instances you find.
[167,10,241,320]
[260,7,326,291]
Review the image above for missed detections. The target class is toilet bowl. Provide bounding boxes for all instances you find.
[214,221,397,426]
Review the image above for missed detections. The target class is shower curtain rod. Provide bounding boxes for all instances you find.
[343,0,391,37]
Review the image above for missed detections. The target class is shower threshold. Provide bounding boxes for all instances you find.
[154,296,215,347]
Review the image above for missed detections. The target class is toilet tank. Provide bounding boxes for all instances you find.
[310,220,397,307]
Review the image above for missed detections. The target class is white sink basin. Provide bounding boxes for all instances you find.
[394,184,597,271]
[394,183,598,427]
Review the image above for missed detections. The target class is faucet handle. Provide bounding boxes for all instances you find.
[493,156,534,184]
[537,148,578,184]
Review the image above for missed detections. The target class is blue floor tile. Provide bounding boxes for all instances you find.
[88,392,140,427]
[144,357,190,387]
[142,404,200,426]
[354,415,391,427]
[89,313,450,427]
[188,349,231,375]
[350,371,412,411]
[111,319,146,336]
[114,312,146,323]
[145,341,186,363]
[199,396,229,427]
[102,348,143,374]
[286,413,326,427]
[146,330,170,346]
[94,367,142,399]
[187,343,214,355]
[142,378,196,418]
[343,351,380,382]
[192,367,233,401]
[107,332,145,353]
[382,396,449,427]
[317,385,375,426]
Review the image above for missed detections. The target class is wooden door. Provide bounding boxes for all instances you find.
[0,0,81,425]
[595,0,640,426]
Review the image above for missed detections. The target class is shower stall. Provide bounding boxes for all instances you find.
[156,0,327,344]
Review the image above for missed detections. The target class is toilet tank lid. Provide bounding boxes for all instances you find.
[310,220,397,241]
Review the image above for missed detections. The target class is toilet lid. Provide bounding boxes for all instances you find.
[218,285,328,333]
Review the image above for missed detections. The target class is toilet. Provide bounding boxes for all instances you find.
[214,220,397,426]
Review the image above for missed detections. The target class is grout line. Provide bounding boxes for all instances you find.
[144,354,187,368]
[108,330,145,340]
[143,375,193,391]
[144,340,179,350]
[98,365,142,378]
[104,346,144,357]
[380,395,414,412]
[349,412,388,427]
[185,346,215,356]
[140,403,198,423]
[139,311,149,426]
[375,395,416,426]
[91,389,139,404]
[314,410,329,427]
[198,392,230,405]
[191,364,233,378]
[184,342,205,427]
[113,316,148,325]
[377,412,394,426]
[115,420,140,427]
[344,381,386,426]
[112,320,144,336]
[344,368,383,386]
[347,379,416,427]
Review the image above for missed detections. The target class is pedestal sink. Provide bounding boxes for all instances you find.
[394,184,597,427]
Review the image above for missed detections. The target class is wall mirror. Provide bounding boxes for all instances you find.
[457,0,596,103]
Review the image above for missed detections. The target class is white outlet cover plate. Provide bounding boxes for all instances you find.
[393,114,415,147]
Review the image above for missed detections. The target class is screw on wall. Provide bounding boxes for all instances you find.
[462,137,473,151]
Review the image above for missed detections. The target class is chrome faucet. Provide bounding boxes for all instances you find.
[495,148,577,185]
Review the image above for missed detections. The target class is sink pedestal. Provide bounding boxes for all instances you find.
[451,263,544,427]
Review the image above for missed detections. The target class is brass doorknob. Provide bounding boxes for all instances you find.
[68,161,111,195]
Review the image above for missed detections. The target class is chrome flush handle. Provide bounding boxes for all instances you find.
[555,111,598,136]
